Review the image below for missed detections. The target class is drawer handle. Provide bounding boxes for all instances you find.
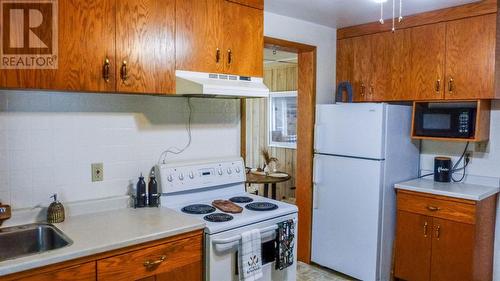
[426,205,440,212]
[102,58,110,82]
[423,221,428,237]
[435,225,441,240]
[143,255,166,270]
[120,61,128,82]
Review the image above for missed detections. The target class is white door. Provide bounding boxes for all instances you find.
[312,154,383,281]
[315,103,386,159]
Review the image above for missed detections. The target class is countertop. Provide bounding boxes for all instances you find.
[395,178,500,201]
[0,207,205,276]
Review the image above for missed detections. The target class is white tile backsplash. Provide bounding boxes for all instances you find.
[0,90,240,209]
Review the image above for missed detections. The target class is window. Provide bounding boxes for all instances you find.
[268,91,297,149]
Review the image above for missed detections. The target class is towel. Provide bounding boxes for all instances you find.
[275,220,295,270]
[238,229,263,281]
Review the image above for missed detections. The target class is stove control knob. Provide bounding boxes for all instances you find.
[227,168,232,174]
[167,175,174,182]
[235,167,241,173]
[189,171,195,179]
[178,173,184,181]
[218,168,223,176]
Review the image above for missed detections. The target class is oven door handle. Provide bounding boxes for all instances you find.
[212,225,279,245]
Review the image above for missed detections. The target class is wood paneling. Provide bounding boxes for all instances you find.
[394,211,432,281]
[0,0,115,92]
[445,14,497,99]
[223,1,263,77]
[337,0,497,39]
[408,23,446,100]
[8,263,95,281]
[97,233,202,281]
[116,0,175,94]
[226,0,263,10]
[430,218,474,281]
[175,0,223,74]
[296,49,316,263]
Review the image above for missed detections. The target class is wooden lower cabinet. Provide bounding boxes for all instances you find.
[1,230,203,281]
[394,191,496,281]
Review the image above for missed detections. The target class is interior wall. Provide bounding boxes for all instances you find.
[264,12,337,104]
[420,100,500,280]
[0,91,240,210]
[246,64,298,200]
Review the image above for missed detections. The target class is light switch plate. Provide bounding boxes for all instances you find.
[91,163,104,182]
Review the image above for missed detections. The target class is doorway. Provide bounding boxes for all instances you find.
[241,37,316,263]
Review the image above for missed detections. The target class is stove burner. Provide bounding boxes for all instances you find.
[245,202,279,211]
[204,213,234,222]
[229,196,254,203]
[182,204,216,215]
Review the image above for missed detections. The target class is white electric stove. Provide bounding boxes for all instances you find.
[158,157,298,281]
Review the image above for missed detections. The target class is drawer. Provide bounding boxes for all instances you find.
[97,234,202,281]
[397,191,476,224]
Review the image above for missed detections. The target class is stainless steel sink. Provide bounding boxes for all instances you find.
[0,223,72,261]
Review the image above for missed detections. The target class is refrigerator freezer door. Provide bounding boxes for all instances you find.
[315,103,386,159]
[312,154,383,281]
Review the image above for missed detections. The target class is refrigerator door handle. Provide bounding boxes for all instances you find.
[314,124,324,151]
[313,183,319,209]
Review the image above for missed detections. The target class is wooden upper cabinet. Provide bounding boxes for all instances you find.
[175,0,224,74]
[116,0,175,94]
[394,211,433,281]
[0,0,115,92]
[430,218,474,281]
[336,38,354,102]
[352,35,372,101]
[408,23,446,101]
[226,0,263,10]
[222,1,263,77]
[445,14,496,100]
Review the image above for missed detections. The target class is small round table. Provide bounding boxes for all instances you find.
[245,172,291,200]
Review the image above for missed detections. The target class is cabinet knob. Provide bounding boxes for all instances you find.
[120,61,128,82]
[216,48,221,63]
[435,79,441,93]
[448,78,454,94]
[102,58,111,82]
[227,49,232,65]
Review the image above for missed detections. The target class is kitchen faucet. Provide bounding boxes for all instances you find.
[0,202,11,226]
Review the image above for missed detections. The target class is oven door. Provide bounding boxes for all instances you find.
[205,213,297,281]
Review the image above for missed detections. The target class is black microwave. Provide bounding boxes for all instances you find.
[413,102,476,138]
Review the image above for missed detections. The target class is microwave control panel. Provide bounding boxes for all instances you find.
[459,111,470,134]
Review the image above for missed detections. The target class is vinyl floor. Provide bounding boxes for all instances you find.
[297,262,358,281]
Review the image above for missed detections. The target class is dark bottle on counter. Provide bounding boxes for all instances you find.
[136,174,147,208]
[148,169,160,207]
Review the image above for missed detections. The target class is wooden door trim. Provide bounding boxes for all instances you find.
[337,0,497,39]
[241,36,316,263]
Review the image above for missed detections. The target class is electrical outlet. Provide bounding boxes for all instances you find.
[91,163,104,182]
[465,151,473,164]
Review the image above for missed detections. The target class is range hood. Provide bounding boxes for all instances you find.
[175,70,269,98]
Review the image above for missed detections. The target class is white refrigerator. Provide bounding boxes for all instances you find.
[311,103,419,281]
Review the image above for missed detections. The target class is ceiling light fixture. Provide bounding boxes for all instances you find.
[378,0,403,31]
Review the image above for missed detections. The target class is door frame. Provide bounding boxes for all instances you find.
[240,36,317,263]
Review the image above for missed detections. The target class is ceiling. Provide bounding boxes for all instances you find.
[265,0,481,28]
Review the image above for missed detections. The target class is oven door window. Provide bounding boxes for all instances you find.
[235,240,276,275]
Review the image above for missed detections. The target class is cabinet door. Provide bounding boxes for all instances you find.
[369,32,391,102]
[352,35,372,102]
[116,0,175,94]
[0,0,115,92]
[384,29,410,101]
[226,0,263,9]
[430,218,474,281]
[336,38,354,101]
[12,262,95,281]
[445,14,496,99]
[394,211,432,281]
[156,262,202,281]
[223,1,263,77]
[176,0,224,74]
[408,23,445,101]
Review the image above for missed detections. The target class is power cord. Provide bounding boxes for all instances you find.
[418,141,471,182]
[157,98,193,165]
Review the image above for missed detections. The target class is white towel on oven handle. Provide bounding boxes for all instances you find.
[238,229,263,281]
